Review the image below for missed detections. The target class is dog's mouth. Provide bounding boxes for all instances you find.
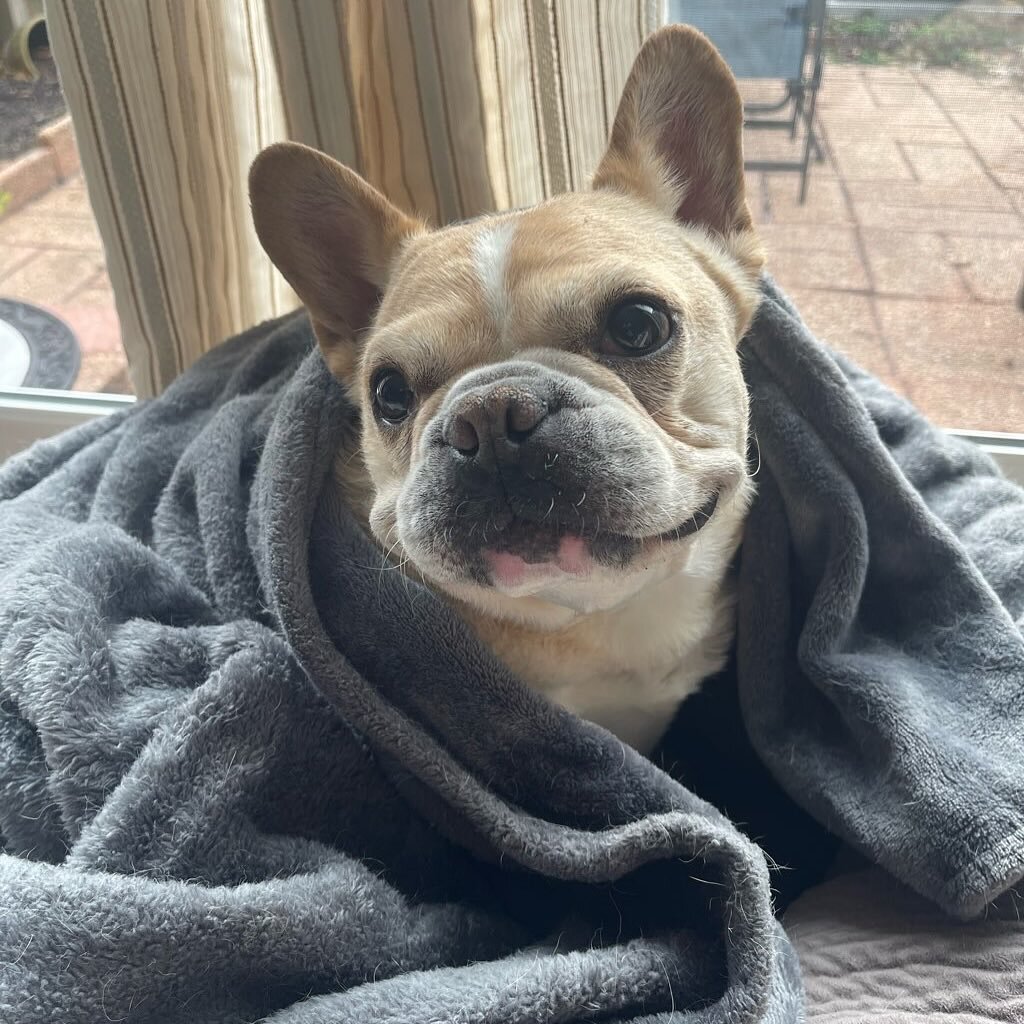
[479,492,720,591]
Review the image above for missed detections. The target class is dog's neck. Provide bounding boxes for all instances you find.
[334,439,746,753]
[460,533,741,751]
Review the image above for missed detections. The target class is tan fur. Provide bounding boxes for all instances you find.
[250,25,765,752]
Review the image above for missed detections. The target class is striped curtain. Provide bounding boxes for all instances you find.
[46,0,664,397]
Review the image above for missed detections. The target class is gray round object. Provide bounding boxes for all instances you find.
[0,298,81,389]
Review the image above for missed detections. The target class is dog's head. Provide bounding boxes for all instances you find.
[250,26,763,629]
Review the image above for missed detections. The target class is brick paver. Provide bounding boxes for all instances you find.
[0,176,129,393]
[745,65,1023,432]
[0,65,1021,428]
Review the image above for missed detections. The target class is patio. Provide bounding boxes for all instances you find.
[742,63,1023,433]
[0,63,1021,430]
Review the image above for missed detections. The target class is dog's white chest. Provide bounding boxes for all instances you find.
[497,566,737,753]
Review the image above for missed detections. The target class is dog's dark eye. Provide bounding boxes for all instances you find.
[599,300,672,357]
[373,369,414,425]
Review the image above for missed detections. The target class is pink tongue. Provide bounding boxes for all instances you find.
[556,534,590,575]
[486,550,529,587]
[485,534,591,587]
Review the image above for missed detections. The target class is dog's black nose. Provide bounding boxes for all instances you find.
[444,383,548,460]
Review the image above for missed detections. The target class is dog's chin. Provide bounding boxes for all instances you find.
[483,491,718,592]
[400,492,723,621]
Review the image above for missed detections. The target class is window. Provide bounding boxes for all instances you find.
[1,2,1021,481]
[671,0,1023,446]
[1,12,133,458]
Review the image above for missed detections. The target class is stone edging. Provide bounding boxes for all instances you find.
[0,115,78,220]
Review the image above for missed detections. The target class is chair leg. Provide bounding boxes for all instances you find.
[799,85,822,203]
[799,0,828,202]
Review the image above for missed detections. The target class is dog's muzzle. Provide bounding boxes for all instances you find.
[437,366,592,529]
[405,362,716,584]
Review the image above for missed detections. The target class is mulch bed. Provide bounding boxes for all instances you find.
[0,53,66,161]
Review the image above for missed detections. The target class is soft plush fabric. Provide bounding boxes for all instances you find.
[786,868,1024,1021]
[739,287,1024,920]
[0,280,1021,1023]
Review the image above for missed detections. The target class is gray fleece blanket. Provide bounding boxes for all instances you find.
[0,280,1022,1023]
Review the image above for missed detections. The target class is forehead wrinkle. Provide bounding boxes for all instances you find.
[382,232,477,315]
[504,189,711,284]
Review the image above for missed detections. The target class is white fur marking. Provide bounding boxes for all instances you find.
[472,221,516,322]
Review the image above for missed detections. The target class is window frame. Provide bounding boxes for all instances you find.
[0,386,134,461]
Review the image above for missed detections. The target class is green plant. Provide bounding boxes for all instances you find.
[824,6,1024,80]
[842,12,890,45]
[0,190,12,217]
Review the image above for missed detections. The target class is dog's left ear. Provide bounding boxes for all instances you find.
[594,25,759,264]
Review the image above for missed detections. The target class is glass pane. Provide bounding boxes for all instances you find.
[0,17,131,396]
[670,0,1023,433]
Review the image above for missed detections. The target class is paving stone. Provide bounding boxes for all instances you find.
[851,201,1021,237]
[0,248,107,305]
[53,298,123,358]
[918,69,1024,115]
[826,117,958,143]
[27,181,94,218]
[900,143,987,185]
[0,244,36,279]
[844,178,1013,212]
[859,66,920,89]
[946,235,1024,304]
[759,223,858,254]
[72,348,131,395]
[827,132,915,182]
[877,298,1023,382]
[861,79,945,119]
[877,298,1024,431]
[860,229,969,300]
[0,208,103,251]
[907,375,1024,434]
[769,244,870,293]
[760,174,853,227]
[784,286,906,394]
[745,129,813,166]
[818,74,877,113]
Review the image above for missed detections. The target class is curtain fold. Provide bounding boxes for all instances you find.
[46,0,664,396]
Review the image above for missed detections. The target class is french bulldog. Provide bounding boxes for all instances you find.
[249,25,764,753]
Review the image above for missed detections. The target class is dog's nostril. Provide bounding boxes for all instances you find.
[506,397,547,444]
[447,415,480,456]
[445,386,548,458]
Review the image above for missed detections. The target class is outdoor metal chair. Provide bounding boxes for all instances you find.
[667,0,827,201]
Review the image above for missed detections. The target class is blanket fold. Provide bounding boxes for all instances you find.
[1,280,1021,1023]
[738,288,1024,919]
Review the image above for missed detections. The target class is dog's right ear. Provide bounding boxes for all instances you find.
[249,143,423,379]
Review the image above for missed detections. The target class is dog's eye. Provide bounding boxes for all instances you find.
[599,300,672,357]
[373,369,414,425]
